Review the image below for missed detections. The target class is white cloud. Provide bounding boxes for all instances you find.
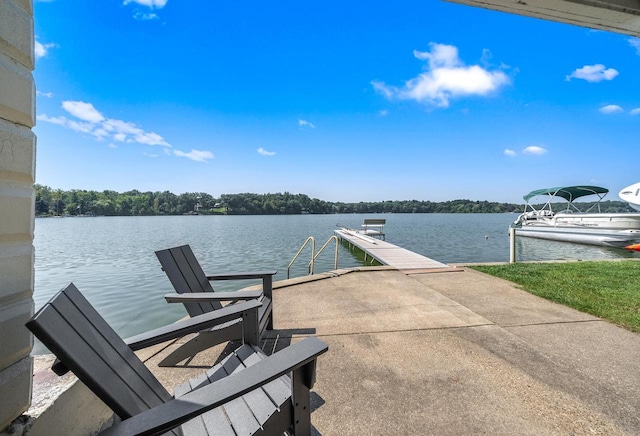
[480,48,493,67]
[39,99,212,162]
[67,120,95,134]
[629,38,640,55]
[36,100,216,161]
[34,41,46,58]
[92,128,110,139]
[630,108,640,115]
[566,64,618,82]
[62,101,105,123]
[298,119,315,129]
[35,40,57,59]
[36,114,67,126]
[123,0,167,8]
[103,118,143,135]
[371,82,393,99]
[372,43,510,108]
[379,109,388,116]
[257,147,276,156]
[133,131,170,147]
[124,0,166,20]
[599,104,623,114]
[36,90,54,98]
[504,149,516,157]
[174,149,214,163]
[522,146,547,155]
[134,12,159,20]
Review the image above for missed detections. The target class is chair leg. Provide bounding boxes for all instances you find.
[158,320,243,367]
[291,366,312,436]
[263,275,274,330]
[242,306,260,346]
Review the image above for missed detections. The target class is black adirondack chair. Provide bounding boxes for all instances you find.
[26,283,328,435]
[155,245,277,366]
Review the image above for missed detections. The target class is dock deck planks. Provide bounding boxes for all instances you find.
[334,229,450,271]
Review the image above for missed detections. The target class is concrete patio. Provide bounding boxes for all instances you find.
[136,265,640,435]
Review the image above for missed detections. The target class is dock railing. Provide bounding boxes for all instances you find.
[288,236,315,279]
[288,235,339,279]
[309,235,339,272]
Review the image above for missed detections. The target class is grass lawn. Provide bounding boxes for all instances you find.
[469,260,640,333]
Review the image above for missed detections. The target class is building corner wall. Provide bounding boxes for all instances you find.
[0,0,36,432]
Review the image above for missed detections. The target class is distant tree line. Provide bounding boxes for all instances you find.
[34,184,635,216]
[35,185,217,217]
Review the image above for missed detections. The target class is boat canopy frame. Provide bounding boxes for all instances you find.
[522,185,609,214]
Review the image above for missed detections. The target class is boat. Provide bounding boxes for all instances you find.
[511,185,640,247]
[619,182,640,211]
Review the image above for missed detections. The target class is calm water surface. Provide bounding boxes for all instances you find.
[33,213,639,352]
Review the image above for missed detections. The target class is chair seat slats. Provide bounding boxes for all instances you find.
[200,407,237,436]
[239,346,291,407]
[178,414,207,436]
[175,344,289,433]
[211,346,287,425]
[185,370,211,392]
[173,381,191,398]
[222,397,263,435]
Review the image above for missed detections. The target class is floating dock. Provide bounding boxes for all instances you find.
[334,228,452,272]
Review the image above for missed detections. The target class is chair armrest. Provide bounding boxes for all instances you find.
[164,290,263,303]
[124,299,262,351]
[208,270,276,301]
[52,300,263,376]
[52,299,263,376]
[206,270,277,281]
[99,337,328,436]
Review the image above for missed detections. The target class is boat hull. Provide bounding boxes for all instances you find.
[551,213,640,230]
[515,225,640,247]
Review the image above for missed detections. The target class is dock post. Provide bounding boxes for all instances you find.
[509,227,516,264]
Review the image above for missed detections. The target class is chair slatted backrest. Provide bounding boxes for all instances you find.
[155,245,222,317]
[25,283,172,420]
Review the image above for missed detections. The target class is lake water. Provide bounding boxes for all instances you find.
[33,213,639,352]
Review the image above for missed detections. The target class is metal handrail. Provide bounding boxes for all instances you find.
[309,235,339,271]
[287,236,315,279]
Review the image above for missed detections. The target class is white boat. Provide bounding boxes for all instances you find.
[619,182,640,211]
[511,185,640,247]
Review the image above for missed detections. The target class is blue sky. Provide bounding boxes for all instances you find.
[34,0,640,203]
